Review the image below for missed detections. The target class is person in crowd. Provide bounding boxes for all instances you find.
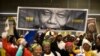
[83,32,96,50]
[77,35,84,46]
[62,42,76,56]
[65,34,76,42]
[8,35,17,48]
[34,33,43,45]
[0,36,6,56]
[2,32,32,56]
[70,35,76,42]
[85,33,93,43]
[42,40,61,56]
[63,34,71,42]
[74,38,96,56]
[51,34,65,56]
[96,34,100,56]
[73,37,80,50]
[31,43,43,56]
[82,38,96,56]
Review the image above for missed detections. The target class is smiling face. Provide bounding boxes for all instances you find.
[83,43,91,51]
[33,46,42,56]
[40,9,69,28]
[43,44,51,54]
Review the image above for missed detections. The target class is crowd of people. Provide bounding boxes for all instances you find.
[0,25,100,56]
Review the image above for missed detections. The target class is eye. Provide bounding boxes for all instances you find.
[57,14,65,18]
[43,10,52,16]
[57,11,66,18]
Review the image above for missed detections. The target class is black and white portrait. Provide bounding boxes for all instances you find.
[17,7,88,31]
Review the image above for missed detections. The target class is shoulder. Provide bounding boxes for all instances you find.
[88,50,96,56]
[24,48,32,56]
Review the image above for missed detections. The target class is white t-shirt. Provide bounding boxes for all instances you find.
[95,50,100,56]
[44,51,61,56]
[96,52,100,56]
[57,41,65,50]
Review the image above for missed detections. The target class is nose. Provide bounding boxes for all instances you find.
[48,14,56,24]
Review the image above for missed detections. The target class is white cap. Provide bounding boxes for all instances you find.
[82,38,91,46]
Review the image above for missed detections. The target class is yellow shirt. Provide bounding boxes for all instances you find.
[70,54,74,56]
[0,48,6,56]
[84,51,95,56]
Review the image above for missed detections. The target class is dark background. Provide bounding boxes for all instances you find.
[0,0,100,33]
[0,0,100,14]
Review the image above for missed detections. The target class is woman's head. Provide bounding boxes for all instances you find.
[17,38,27,46]
[42,40,51,54]
[31,43,42,56]
[65,42,73,53]
[82,39,91,51]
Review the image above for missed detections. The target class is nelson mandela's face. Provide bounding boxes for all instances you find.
[40,9,69,29]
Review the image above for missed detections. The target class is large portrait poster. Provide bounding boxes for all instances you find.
[86,18,97,33]
[17,7,88,31]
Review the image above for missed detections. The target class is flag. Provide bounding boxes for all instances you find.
[24,30,37,45]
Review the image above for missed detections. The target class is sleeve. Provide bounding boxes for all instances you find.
[23,48,32,56]
[13,26,20,40]
[2,38,11,51]
[56,51,61,56]
[16,45,23,56]
[2,38,16,53]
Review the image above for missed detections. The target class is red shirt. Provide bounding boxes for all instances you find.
[2,38,32,56]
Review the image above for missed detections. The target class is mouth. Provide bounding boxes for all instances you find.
[46,25,60,29]
[47,22,57,25]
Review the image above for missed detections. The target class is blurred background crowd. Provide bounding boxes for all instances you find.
[0,22,100,56]
[0,15,99,56]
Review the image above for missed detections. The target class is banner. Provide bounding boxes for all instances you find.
[0,13,16,35]
[17,7,88,31]
[24,30,37,45]
[86,18,97,33]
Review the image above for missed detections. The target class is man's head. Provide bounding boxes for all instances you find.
[39,9,70,29]
[86,33,93,42]
[56,35,62,42]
